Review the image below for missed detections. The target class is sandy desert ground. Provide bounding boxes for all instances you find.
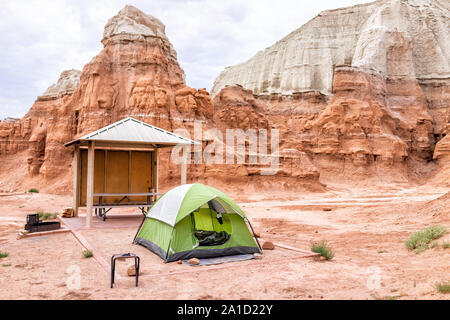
[0,183,449,300]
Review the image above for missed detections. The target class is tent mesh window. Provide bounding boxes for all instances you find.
[191,206,232,247]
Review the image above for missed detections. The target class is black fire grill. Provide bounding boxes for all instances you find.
[24,214,60,233]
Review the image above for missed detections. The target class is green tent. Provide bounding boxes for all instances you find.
[134,183,262,262]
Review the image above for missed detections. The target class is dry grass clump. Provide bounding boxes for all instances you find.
[405,225,447,254]
[311,241,334,260]
[82,250,93,258]
[36,212,58,220]
[436,282,450,294]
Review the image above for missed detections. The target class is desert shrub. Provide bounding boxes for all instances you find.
[37,212,58,220]
[82,250,93,258]
[405,225,447,254]
[437,282,450,293]
[0,252,9,258]
[28,188,39,193]
[37,212,49,220]
[311,241,334,260]
[442,242,450,249]
[424,225,447,240]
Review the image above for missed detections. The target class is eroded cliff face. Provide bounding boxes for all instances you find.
[212,0,450,185]
[431,123,450,186]
[0,5,322,194]
[0,6,211,192]
[214,67,438,185]
[1,1,449,193]
[212,0,449,96]
[0,70,81,177]
[207,85,322,191]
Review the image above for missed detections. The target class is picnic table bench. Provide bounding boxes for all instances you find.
[93,192,161,221]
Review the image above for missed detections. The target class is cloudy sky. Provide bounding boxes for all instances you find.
[0,0,367,119]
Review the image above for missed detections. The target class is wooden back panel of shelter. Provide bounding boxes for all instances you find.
[80,150,152,206]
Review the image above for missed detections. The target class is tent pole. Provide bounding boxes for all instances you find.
[165,228,176,263]
[247,219,262,252]
[133,215,147,243]
[229,206,262,252]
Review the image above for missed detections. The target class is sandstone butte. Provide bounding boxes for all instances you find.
[0,0,449,195]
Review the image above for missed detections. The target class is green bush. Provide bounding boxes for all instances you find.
[82,250,93,258]
[28,188,39,193]
[405,225,447,254]
[311,241,334,260]
[437,282,450,293]
[36,212,58,220]
[0,252,8,258]
[442,242,450,249]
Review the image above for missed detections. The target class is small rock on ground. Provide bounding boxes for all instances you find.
[127,266,140,276]
[262,241,274,250]
[188,258,200,265]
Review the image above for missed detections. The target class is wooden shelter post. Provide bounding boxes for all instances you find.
[181,146,187,185]
[86,141,95,228]
[152,149,159,192]
[72,145,80,217]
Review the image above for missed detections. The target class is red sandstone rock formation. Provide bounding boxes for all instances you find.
[1,2,449,193]
[0,5,322,194]
[431,124,450,187]
[214,65,445,186]
[212,0,450,186]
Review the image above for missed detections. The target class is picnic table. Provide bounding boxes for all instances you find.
[93,192,161,221]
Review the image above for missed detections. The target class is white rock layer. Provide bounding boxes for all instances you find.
[211,0,450,97]
[39,69,81,100]
[101,5,178,60]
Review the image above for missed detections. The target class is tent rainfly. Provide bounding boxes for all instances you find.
[65,117,199,228]
[134,183,262,262]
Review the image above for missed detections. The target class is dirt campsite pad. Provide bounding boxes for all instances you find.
[0,185,449,300]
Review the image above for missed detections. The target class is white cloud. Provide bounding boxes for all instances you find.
[0,0,367,119]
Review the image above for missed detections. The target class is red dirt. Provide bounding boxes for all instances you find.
[0,184,448,300]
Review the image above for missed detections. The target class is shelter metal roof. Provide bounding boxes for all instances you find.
[64,117,199,147]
